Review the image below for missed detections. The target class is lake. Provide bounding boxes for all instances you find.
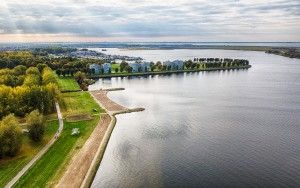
[89,49,300,187]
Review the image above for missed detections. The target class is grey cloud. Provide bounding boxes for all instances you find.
[0,0,299,41]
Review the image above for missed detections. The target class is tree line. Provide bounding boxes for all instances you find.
[111,58,250,73]
[0,51,104,76]
[0,65,59,118]
[0,65,59,158]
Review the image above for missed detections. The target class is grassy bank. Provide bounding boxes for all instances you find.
[0,120,58,187]
[13,91,105,188]
[57,76,81,91]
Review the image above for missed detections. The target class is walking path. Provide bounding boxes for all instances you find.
[57,89,144,188]
[5,102,64,188]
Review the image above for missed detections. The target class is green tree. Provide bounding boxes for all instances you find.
[0,114,22,157]
[36,63,48,73]
[13,65,27,76]
[26,67,40,75]
[42,67,58,85]
[74,71,86,84]
[120,61,128,72]
[26,110,45,142]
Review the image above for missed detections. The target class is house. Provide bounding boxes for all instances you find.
[129,62,140,72]
[89,63,101,74]
[102,63,111,74]
[163,60,184,70]
[140,62,151,72]
[172,60,184,70]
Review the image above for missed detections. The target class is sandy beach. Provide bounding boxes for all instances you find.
[56,89,143,188]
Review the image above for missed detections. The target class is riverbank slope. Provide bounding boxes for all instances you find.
[57,89,144,188]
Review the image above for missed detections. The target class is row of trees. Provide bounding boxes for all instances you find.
[0,110,45,157]
[184,60,249,69]
[0,51,105,76]
[111,59,250,74]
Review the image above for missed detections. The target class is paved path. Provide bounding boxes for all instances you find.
[5,102,64,188]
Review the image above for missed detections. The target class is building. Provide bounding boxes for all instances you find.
[140,62,151,72]
[89,63,101,74]
[128,61,151,73]
[129,62,140,72]
[102,63,111,74]
[163,60,184,70]
[172,60,184,70]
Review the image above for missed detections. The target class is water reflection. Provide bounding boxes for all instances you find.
[91,49,300,187]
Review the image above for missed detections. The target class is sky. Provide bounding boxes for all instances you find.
[0,0,299,42]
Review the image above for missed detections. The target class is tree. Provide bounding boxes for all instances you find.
[120,61,128,72]
[91,68,95,75]
[74,71,86,84]
[42,67,58,85]
[23,74,41,86]
[150,65,155,72]
[0,114,22,157]
[156,61,162,67]
[26,67,40,75]
[36,63,48,73]
[26,110,45,142]
[127,66,133,73]
[115,68,119,73]
[56,69,62,76]
[13,65,27,76]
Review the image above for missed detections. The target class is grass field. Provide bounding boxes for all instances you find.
[14,118,99,188]
[0,120,58,187]
[57,77,80,91]
[13,91,104,187]
[111,63,120,73]
[59,91,104,116]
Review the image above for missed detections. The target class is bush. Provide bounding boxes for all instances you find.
[0,114,22,157]
[26,110,45,142]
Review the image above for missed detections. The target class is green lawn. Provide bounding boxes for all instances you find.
[14,118,100,188]
[13,91,104,187]
[59,91,104,116]
[111,63,120,73]
[57,77,80,91]
[0,120,58,187]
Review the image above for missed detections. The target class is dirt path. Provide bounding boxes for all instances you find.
[56,90,126,188]
[5,102,64,188]
[56,114,111,188]
[56,89,144,188]
[90,90,127,113]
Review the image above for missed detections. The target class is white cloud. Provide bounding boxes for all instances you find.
[0,0,299,41]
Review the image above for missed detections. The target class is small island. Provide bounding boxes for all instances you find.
[86,58,251,79]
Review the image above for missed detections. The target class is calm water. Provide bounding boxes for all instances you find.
[90,49,300,187]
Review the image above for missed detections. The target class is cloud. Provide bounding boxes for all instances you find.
[0,0,299,41]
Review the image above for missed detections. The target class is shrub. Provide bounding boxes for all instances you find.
[26,110,45,142]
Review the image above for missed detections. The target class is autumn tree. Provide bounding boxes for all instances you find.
[0,114,22,157]
[26,110,45,142]
[74,71,86,84]
[42,67,58,85]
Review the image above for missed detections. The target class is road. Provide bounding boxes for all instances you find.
[5,102,64,188]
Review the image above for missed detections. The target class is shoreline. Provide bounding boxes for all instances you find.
[89,65,251,79]
[56,89,144,188]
